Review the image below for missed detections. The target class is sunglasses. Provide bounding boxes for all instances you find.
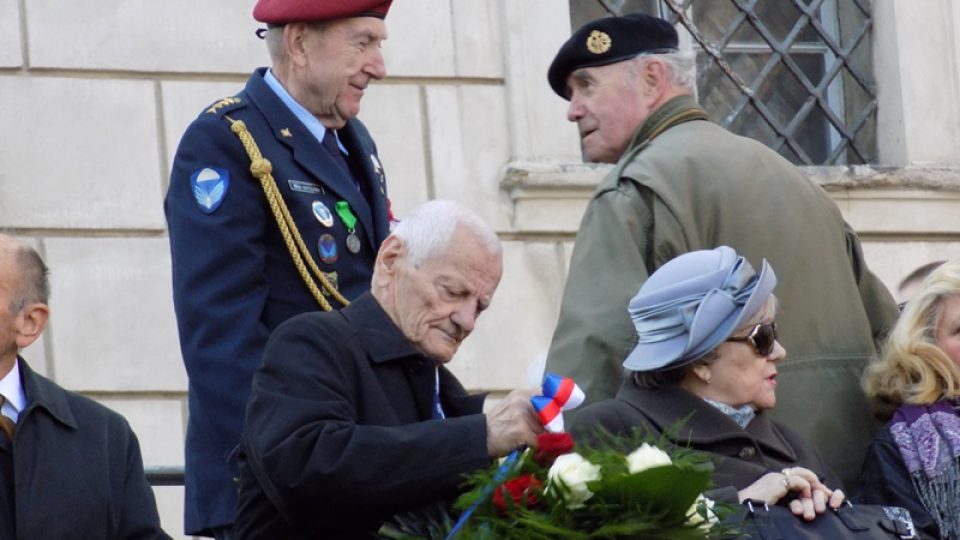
[726,322,778,357]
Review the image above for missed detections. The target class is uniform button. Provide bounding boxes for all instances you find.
[738,446,756,460]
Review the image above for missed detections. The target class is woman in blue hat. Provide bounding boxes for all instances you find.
[570,246,846,521]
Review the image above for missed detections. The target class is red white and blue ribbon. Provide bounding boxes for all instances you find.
[446,373,586,539]
[530,373,585,433]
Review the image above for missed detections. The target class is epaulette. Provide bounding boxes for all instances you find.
[205,96,244,116]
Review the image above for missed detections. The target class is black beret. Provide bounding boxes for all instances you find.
[547,13,679,99]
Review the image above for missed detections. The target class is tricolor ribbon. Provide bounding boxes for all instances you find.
[445,373,585,539]
[530,373,585,433]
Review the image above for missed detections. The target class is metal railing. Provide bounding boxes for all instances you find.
[587,0,877,165]
[146,466,185,487]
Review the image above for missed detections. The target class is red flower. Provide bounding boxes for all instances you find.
[534,432,575,467]
[492,475,542,513]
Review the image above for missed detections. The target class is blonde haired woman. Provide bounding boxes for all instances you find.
[859,258,960,540]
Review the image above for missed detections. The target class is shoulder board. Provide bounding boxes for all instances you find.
[204,96,245,116]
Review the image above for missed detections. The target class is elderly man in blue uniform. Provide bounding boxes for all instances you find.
[543,14,898,490]
[164,0,394,536]
[0,234,169,539]
[233,201,544,538]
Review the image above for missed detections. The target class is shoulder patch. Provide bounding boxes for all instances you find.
[205,96,243,115]
[190,167,230,213]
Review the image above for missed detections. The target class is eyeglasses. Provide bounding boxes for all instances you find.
[726,322,778,357]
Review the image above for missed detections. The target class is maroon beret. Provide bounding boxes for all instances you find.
[253,0,392,24]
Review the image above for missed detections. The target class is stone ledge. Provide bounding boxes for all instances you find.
[501,162,960,235]
[502,161,606,193]
[503,162,960,192]
[802,165,960,191]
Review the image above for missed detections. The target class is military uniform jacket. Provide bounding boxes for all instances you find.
[165,68,391,534]
[0,358,169,540]
[233,293,490,539]
[570,382,841,504]
[545,96,898,488]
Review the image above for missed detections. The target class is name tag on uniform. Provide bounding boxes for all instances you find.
[288,179,325,195]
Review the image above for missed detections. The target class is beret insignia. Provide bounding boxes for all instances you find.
[586,30,612,54]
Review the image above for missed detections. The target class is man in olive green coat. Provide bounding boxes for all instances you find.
[543,13,898,489]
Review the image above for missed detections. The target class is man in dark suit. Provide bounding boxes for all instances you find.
[0,234,169,539]
[233,201,544,539]
[164,1,394,536]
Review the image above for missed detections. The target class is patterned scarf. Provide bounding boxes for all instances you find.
[889,401,960,539]
[704,398,756,429]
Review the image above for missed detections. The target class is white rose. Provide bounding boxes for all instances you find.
[625,443,672,474]
[686,494,718,530]
[546,453,601,509]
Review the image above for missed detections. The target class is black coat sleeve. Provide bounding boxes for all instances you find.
[856,430,939,539]
[116,423,174,540]
[241,315,491,529]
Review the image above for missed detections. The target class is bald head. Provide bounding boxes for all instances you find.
[0,234,50,370]
[0,234,49,313]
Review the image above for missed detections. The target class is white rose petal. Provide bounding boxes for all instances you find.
[546,453,602,509]
[625,443,672,474]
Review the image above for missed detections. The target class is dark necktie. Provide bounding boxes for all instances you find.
[0,396,15,441]
[322,130,352,179]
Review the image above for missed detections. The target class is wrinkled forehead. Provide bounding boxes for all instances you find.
[566,61,628,88]
[420,244,501,288]
[321,15,387,40]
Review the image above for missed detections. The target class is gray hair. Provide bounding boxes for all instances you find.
[1,235,49,313]
[391,200,501,268]
[265,21,331,66]
[265,25,285,65]
[630,50,697,92]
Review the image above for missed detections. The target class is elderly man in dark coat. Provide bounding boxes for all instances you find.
[233,201,544,539]
[544,13,898,488]
[0,234,169,540]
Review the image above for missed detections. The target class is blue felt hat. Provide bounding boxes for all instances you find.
[623,246,777,372]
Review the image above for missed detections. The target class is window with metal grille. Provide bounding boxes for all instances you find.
[569,0,876,165]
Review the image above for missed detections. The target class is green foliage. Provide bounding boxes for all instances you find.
[437,428,741,539]
[376,426,743,539]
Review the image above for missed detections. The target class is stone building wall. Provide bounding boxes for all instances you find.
[1,0,959,536]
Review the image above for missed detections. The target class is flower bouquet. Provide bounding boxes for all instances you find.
[379,374,736,539]
[441,430,734,539]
